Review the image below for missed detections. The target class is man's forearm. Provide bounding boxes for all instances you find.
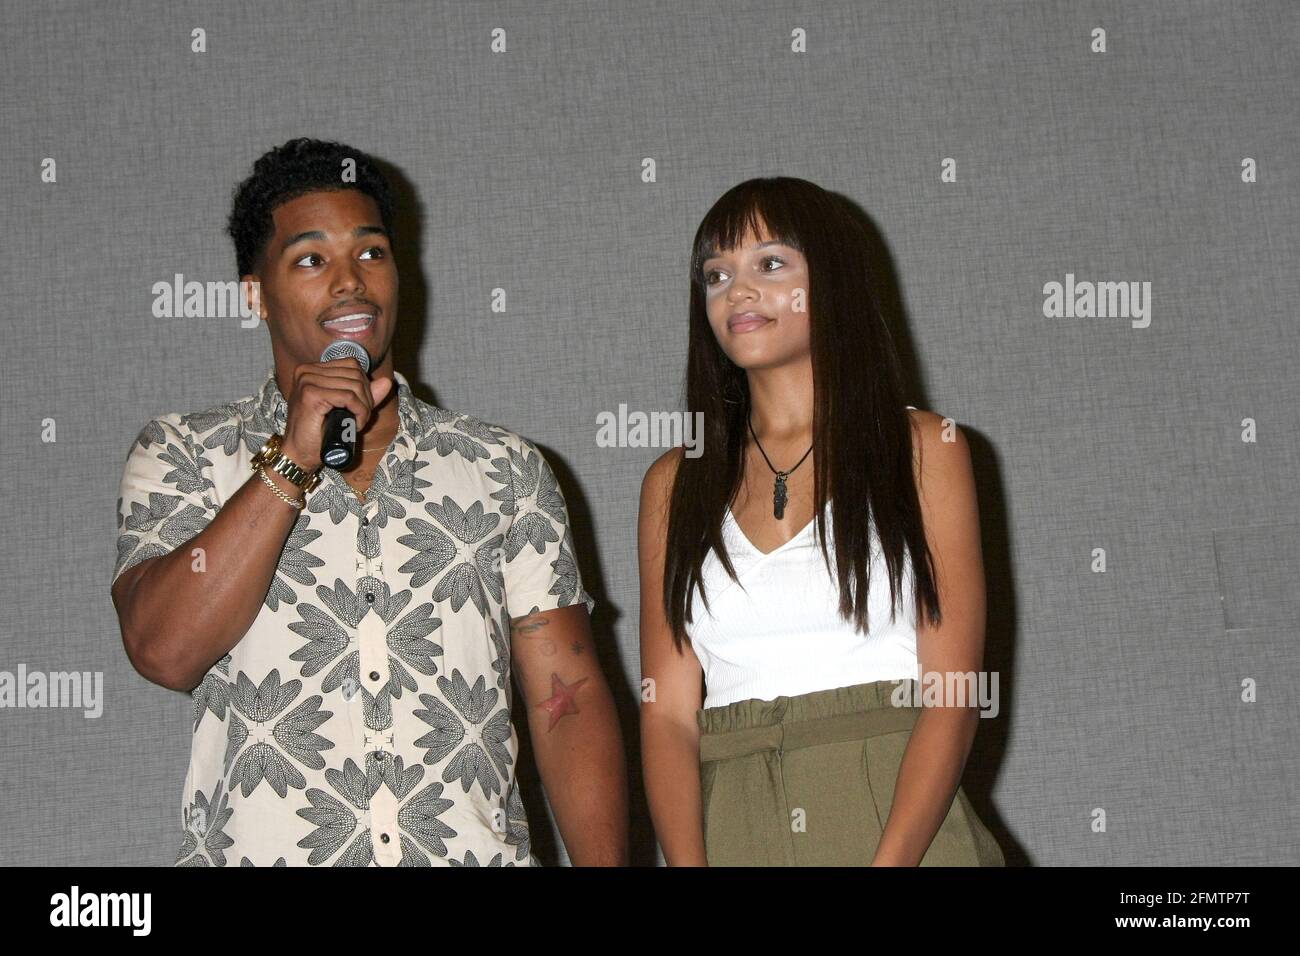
[870,706,980,866]
[529,682,628,865]
[119,469,301,692]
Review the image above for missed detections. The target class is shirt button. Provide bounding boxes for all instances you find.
[380,833,391,844]
[369,671,381,681]
[362,516,369,526]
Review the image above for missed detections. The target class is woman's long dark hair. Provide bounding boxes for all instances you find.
[663,177,941,650]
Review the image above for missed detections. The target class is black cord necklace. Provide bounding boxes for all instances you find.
[747,414,813,519]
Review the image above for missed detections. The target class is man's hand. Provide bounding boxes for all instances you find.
[279,357,392,470]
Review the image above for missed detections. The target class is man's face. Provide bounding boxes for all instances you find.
[247,188,398,380]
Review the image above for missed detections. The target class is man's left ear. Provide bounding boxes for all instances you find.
[241,273,268,328]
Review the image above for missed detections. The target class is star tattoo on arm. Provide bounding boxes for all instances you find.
[538,673,588,732]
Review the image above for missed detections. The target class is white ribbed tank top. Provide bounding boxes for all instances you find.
[686,409,922,709]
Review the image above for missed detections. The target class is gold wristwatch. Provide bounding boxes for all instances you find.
[251,433,323,493]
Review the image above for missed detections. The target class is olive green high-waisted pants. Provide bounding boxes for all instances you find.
[697,679,1005,866]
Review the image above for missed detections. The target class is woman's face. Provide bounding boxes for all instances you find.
[701,221,811,371]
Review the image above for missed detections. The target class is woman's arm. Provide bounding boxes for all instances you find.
[872,411,989,866]
[638,448,710,866]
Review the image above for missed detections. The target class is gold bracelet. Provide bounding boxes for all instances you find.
[257,465,305,510]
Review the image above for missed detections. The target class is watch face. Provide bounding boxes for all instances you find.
[254,436,280,465]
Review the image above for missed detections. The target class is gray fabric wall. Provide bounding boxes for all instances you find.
[1,0,1296,865]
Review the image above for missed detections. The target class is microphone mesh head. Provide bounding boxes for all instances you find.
[319,340,371,373]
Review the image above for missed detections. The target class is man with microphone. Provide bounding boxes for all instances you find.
[110,138,626,866]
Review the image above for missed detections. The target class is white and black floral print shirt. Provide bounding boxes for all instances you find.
[111,367,594,866]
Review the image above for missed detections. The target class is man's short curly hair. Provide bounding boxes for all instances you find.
[227,138,396,277]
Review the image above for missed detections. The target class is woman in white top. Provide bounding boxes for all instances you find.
[638,177,1004,866]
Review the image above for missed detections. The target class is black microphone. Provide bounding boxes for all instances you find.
[318,340,371,471]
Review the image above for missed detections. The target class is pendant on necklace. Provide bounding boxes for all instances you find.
[773,472,789,519]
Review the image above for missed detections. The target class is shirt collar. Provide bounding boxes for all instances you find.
[257,365,422,452]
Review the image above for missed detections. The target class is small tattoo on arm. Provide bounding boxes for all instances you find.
[538,673,588,732]
[512,607,557,655]
[511,609,549,637]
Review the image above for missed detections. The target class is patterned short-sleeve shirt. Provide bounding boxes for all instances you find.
[111,367,595,867]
